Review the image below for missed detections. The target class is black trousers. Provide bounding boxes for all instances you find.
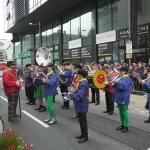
[78,113,88,138]
[28,86,35,104]
[25,86,29,98]
[105,91,114,112]
[91,88,100,103]
[60,84,69,108]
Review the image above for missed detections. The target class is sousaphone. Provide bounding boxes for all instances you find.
[93,69,108,89]
[36,47,51,66]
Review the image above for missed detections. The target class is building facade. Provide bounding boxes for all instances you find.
[0,39,13,62]
[4,0,150,65]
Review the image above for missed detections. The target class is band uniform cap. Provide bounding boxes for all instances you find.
[47,63,55,69]
[6,61,16,66]
[74,64,82,69]
[77,69,88,78]
[119,67,128,73]
[63,62,69,66]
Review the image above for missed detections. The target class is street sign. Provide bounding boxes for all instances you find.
[126,41,132,54]
[126,53,132,59]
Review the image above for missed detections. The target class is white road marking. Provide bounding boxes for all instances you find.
[0,96,49,128]
[0,96,7,102]
[22,110,49,128]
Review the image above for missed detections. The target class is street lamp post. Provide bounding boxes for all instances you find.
[29,22,41,48]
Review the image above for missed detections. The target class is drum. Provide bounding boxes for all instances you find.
[93,69,108,89]
[0,118,4,139]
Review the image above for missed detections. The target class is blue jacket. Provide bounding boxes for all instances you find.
[25,70,34,87]
[60,69,72,86]
[70,80,89,113]
[112,75,132,105]
[34,70,48,86]
[43,72,58,96]
[143,82,150,93]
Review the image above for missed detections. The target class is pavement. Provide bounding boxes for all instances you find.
[0,79,150,150]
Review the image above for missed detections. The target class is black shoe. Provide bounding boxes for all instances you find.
[35,105,42,110]
[78,137,88,143]
[38,107,46,112]
[121,127,128,133]
[116,125,124,131]
[62,106,69,109]
[95,102,99,105]
[29,103,35,105]
[75,135,83,139]
[103,111,109,113]
[144,119,150,123]
[89,101,95,104]
[60,106,64,108]
[108,112,113,115]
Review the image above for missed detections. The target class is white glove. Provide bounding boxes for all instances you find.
[16,81,20,86]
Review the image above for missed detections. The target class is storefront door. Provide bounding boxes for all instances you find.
[131,53,145,63]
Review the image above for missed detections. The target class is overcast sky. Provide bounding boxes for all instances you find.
[0,1,12,40]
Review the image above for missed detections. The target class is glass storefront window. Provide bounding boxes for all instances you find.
[119,40,125,63]
[23,57,31,65]
[71,17,80,40]
[53,26,59,45]
[15,42,21,54]
[47,24,53,46]
[22,35,30,52]
[63,21,70,43]
[113,42,118,63]
[15,59,21,65]
[97,3,111,33]
[35,32,39,49]
[42,26,47,47]
[81,12,92,38]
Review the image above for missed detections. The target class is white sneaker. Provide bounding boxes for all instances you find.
[44,116,51,123]
[48,117,57,125]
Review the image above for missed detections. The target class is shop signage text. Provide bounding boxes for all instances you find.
[69,39,81,49]
[71,48,80,58]
[118,23,150,39]
[81,46,92,57]
[98,43,112,55]
[63,50,70,59]
[96,30,116,44]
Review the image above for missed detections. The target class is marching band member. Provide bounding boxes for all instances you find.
[69,69,89,143]
[69,64,82,119]
[59,62,72,109]
[112,67,132,133]
[2,61,21,122]
[34,66,47,112]
[89,62,100,105]
[103,64,115,115]
[25,64,35,105]
[43,64,58,125]
[138,72,150,123]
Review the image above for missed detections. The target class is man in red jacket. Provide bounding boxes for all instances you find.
[2,61,21,122]
[103,64,116,115]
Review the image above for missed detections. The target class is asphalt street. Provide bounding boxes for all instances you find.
[0,80,150,150]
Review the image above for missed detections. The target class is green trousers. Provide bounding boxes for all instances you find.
[118,104,129,127]
[46,96,56,117]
